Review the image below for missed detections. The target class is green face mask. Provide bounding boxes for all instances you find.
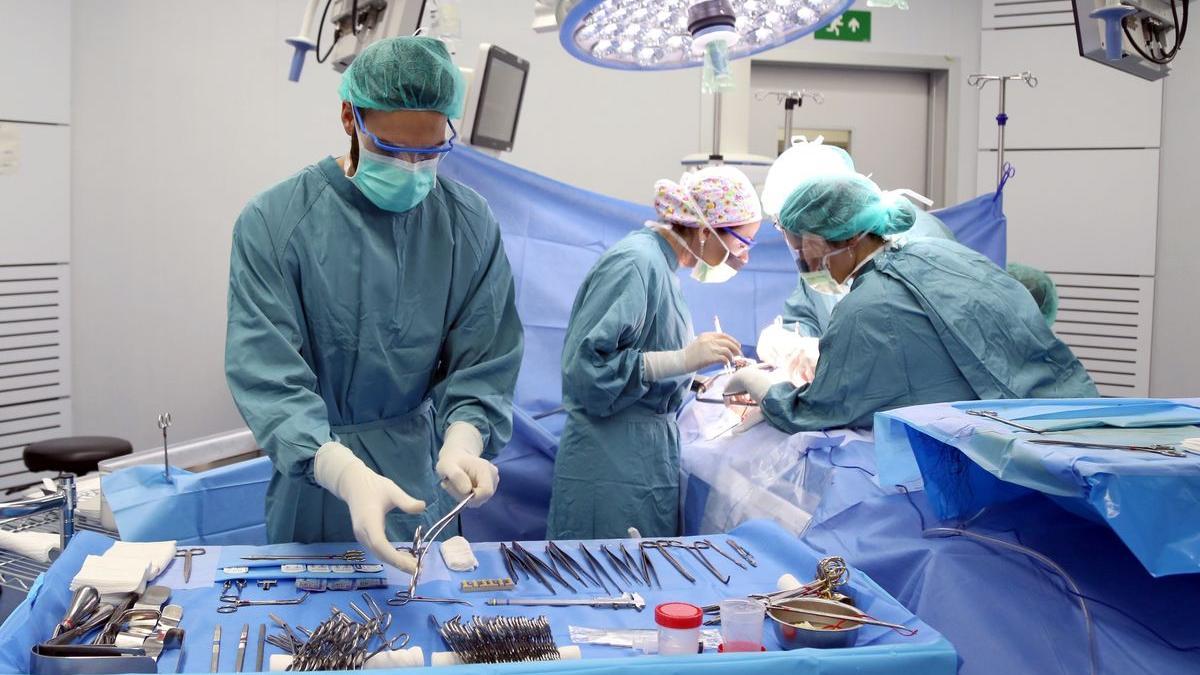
[350,145,439,212]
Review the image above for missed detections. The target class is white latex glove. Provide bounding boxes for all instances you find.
[723,367,775,404]
[644,332,742,381]
[314,442,425,573]
[435,422,498,507]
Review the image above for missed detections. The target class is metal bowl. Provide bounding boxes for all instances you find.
[767,597,862,650]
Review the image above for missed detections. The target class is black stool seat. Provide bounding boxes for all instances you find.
[23,436,133,475]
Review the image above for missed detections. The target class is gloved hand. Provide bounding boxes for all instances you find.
[314,442,426,573]
[723,366,775,404]
[788,351,817,386]
[685,332,742,370]
[644,332,742,381]
[435,422,499,507]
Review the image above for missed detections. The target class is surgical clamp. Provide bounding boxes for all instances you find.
[390,492,474,606]
[681,541,731,584]
[702,539,746,569]
[1028,438,1188,458]
[640,540,696,583]
[727,539,757,567]
[966,409,1043,433]
[218,592,310,614]
[487,592,647,612]
[241,549,365,562]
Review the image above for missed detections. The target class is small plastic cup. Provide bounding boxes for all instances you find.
[719,598,766,652]
[655,602,703,656]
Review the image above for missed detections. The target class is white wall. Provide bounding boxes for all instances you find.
[1149,42,1200,397]
[69,0,982,448]
[71,0,346,449]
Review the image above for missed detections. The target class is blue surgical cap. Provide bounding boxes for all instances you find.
[779,173,916,242]
[338,36,465,117]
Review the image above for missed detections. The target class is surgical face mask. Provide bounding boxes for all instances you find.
[349,142,439,213]
[801,269,850,297]
[792,236,860,297]
[657,219,742,284]
[690,222,742,284]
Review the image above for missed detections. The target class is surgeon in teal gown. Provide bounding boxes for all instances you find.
[225,37,522,568]
[726,173,1096,432]
[547,168,761,538]
[782,208,956,337]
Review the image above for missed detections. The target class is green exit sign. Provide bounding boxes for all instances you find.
[815,10,872,42]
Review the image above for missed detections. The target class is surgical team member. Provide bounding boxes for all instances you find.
[547,167,762,539]
[225,37,523,570]
[725,173,1096,432]
[763,140,954,339]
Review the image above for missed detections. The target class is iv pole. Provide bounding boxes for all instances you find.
[968,72,1038,185]
[756,89,825,154]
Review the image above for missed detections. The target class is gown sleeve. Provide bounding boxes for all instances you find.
[225,205,332,481]
[561,258,658,419]
[777,276,835,336]
[432,205,525,459]
[760,280,913,432]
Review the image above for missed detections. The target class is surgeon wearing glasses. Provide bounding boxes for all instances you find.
[724,173,1096,432]
[225,37,523,570]
[547,166,761,539]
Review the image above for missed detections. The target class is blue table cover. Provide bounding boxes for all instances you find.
[874,398,1200,576]
[0,522,955,674]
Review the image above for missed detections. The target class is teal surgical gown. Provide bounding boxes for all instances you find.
[547,229,693,539]
[761,238,1097,432]
[225,157,523,544]
[782,210,955,337]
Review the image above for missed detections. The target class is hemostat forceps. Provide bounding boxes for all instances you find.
[966,410,1043,433]
[389,492,474,606]
[1028,438,1187,458]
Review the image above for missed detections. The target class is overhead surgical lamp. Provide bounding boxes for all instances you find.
[552,0,855,71]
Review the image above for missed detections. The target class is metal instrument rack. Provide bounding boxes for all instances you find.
[0,483,116,593]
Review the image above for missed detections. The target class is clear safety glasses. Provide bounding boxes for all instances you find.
[353,105,457,160]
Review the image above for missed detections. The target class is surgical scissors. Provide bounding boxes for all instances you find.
[175,547,205,583]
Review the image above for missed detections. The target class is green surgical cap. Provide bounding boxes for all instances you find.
[779,173,916,242]
[1007,263,1059,325]
[338,36,465,117]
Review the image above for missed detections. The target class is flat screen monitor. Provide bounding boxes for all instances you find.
[466,45,529,152]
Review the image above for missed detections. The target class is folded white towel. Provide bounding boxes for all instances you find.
[106,540,177,578]
[71,554,150,595]
[0,530,61,563]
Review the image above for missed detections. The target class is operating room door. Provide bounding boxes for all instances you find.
[749,63,933,195]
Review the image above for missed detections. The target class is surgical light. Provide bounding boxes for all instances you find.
[555,0,855,70]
